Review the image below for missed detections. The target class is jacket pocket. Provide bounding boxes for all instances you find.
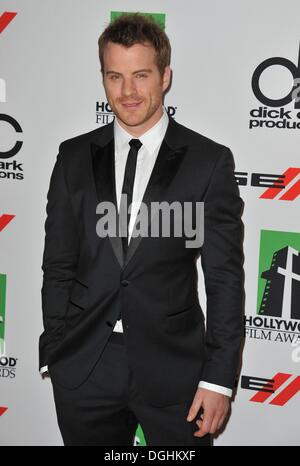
[166,302,204,333]
[68,278,89,310]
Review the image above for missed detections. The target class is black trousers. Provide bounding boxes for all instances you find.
[51,332,212,446]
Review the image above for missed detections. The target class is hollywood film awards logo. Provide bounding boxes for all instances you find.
[0,356,17,379]
[245,230,300,345]
[96,102,178,126]
[0,273,7,357]
[0,214,14,355]
[134,425,146,446]
[0,273,18,380]
[250,42,300,129]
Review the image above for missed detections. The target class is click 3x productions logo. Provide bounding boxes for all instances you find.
[245,230,300,347]
[250,42,300,129]
[1,12,24,180]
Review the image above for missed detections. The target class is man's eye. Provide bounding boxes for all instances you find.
[136,74,147,79]
[110,75,120,80]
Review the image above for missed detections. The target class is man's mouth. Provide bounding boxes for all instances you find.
[121,101,143,109]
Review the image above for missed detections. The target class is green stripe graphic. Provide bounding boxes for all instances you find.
[110,11,166,29]
[0,273,6,354]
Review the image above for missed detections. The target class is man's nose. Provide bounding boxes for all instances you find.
[121,77,136,97]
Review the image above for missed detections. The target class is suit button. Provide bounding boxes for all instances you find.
[121,280,130,287]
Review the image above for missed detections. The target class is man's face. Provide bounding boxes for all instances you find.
[102,41,171,136]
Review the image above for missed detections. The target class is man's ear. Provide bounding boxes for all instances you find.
[162,66,172,92]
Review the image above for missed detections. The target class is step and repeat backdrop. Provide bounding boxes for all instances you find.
[0,0,299,446]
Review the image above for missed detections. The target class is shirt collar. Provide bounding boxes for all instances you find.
[114,106,169,155]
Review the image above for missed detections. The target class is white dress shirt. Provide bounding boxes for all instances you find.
[112,109,169,333]
[41,107,232,397]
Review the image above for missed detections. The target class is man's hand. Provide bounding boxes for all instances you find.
[187,387,230,437]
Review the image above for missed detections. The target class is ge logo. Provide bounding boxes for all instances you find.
[252,43,300,108]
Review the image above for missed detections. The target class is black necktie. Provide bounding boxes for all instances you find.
[119,138,142,259]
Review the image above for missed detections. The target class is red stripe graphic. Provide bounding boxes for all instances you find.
[270,375,300,406]
[0,407,8,416]
[260,167,300,200]
[250,372,291,403]
[279,177,300,201]
[0,214,15,232]
[0,12,17,34]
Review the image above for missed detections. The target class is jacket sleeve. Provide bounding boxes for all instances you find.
[200,146,245,390]
[39,144,80,369]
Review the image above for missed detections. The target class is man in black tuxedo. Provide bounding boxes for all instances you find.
[39,13,244,446]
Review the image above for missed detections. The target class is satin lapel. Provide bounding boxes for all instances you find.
[91,138,124,269]
[124,140,188,269]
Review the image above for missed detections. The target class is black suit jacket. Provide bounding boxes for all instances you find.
[39,116,244,407]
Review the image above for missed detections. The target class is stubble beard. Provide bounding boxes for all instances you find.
[112,97,162,130]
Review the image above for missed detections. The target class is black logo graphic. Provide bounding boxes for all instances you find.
[252,42,300,108]
[259,246,300,320]
[0,114,23,159]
